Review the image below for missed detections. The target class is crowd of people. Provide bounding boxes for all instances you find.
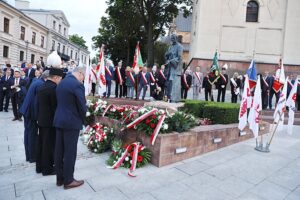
[0,52,87,190]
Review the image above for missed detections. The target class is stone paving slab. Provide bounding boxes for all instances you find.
[1,109,300,200]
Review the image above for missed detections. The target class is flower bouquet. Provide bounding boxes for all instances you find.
[86,123,115,153]
[107,140,151,176]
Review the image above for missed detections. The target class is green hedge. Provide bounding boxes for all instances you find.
[183,100,240,124]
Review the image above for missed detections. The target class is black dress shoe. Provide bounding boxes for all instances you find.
[12,118,17,121]
[18,118,23,121]
[42,171,56,176]
[4,110,8,112]
[56,180,63,186]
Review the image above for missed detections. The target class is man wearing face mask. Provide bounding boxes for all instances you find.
[53,66,87,189]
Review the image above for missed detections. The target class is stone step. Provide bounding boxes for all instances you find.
[261,110,300,118]
[261,115,300,125]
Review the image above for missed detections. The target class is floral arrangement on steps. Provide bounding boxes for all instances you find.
[85,99,108,124]
[81,123,115,153]
[107,139,151,176]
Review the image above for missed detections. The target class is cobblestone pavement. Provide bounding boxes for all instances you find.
[1,109,300,200]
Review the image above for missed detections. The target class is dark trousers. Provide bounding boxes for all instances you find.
[122,85,127,97]
[24,118,38,162]
[0,90,10,111]
[217,88,226,102]
[104,80,111,97]
[231,94,238,103]
[55,128,79,185]
[36,127,56,175]
[205,88,214,101]
[262,91,269,109]
[138,84,147,100]
[181,87,189,99]
[115,83,123,98]
[11,93,22,119]
[150,84,156,97]
[269,90,280,109]
[91,83,96,96]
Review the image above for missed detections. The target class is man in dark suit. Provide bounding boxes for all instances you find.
[9,69,27,121]
[137,67,150,100]
[297,79,300,111]
[20,71,49,163]
[53,67,86,189]
[104,61,114,98]
[36,68,63,175]
[181,70,192,99]
[268,74,280,109]
[156,65,167,100]
[217,67,229,102]
[0,70,13,112]
[202,72,214,101]
[25,63,36,88]
[114,61,124,98]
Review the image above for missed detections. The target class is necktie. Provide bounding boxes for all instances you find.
[6,76,8,81]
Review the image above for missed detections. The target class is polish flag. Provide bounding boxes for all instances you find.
[286,77,300,134]
[96,44,106,95]
[238,75,251,131]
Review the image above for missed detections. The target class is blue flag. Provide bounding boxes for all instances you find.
[247,59,257,81]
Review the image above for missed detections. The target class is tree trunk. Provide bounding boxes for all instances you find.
[146,17,154,67]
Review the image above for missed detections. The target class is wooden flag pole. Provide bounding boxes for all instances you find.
[267,112,284,147]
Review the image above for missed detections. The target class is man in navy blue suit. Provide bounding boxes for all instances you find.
[53,67,87,189]
[104,61,114,98]
[137,67,150,100]
[25,63,36,88]
[0,70,13,112]
[9,69,27,121]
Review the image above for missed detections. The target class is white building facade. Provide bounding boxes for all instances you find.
[0,0,90,67]
[189,0,300,75]
[0,0,48,66]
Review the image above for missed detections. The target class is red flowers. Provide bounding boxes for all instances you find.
[151,115,157,119]
[150,123,156,129]
[145,119,151,124]
[137,155,143,163]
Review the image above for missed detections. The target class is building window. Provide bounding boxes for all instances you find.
[3,46,9,58]
[20,26,25,40]
[59,24,61,33]
[20,51,24,61]
[52,40,55,51]
[70,50,73,58]
[57,43,60,52]
[63,45,65,54]
[41,36,45,48]
[31,54,35,64]
[81,55,83,62]
[64,28,66,36]
[246,1,259,22]
[32,32,36,44]
[4,17,10,34]
[75,52,78,60]
[53,21,56,30]
[84,56,87,64]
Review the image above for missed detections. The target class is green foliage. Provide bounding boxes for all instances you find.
[166,112,197,133]
[154,41,169,66]
[69,34,88,50]
[184,100,240,124]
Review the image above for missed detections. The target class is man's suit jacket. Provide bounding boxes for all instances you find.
[37,80,57,127]
[0,75,13,92]
[20,78,44,120]
[53,74,87,130]
[25,68,36,80]
[138,72,150,87]
[8,78,27,101]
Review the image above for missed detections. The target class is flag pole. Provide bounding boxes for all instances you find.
[267,112,284,148]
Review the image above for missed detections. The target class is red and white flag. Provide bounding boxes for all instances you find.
[84,65,92,96]
[248,75,262,138]
[286,77,299,134]
[273,78,288,128]
[96,45,106,95]
[238,75,251,131]
[132,41,143,74]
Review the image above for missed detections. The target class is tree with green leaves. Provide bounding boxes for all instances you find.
[69,34,88,50]
[133,0,192,66]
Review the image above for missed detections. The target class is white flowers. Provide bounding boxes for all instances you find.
[86,111,91,117]
[125,157,129,161]
[158,109,165,115]
[162,123,168,130]
[110,108,116,112]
